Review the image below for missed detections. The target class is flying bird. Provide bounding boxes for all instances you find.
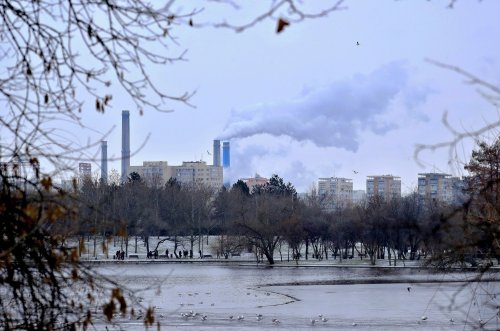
[353,170,358,174]
[356,41,360,46]
[276,18,290,34]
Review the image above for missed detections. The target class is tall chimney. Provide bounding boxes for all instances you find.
[213,140,221,166]
[121,110,130,182]
[101,140,108,183]
[222,141,230,168]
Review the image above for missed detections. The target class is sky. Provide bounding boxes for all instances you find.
[77,1,500,193]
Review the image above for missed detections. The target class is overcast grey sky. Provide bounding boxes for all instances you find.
[80,1,500,192]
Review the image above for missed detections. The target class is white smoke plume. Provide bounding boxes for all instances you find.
[219,62,430,152]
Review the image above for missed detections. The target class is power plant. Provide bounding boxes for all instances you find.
[101,140,107,183]
[121,110,130,182]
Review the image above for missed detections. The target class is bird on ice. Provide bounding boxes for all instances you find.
[407,286,412,292]
[272,318,280,325]
[237,315,244,321]
[421,316,427,321]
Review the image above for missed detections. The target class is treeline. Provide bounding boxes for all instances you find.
[73,138,500,266]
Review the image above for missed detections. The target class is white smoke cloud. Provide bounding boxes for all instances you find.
[219,62,430,152]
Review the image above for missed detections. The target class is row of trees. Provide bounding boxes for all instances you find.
[75,137,500,267]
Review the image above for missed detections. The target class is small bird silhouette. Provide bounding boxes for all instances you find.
[356,41,360,46]
[353,170,358,174]
[407,286,412,292]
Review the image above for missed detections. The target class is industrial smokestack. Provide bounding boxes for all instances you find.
[121,110,130,182]
[222,141,230,168]
[101,140,108,183]
[213,140,221,166]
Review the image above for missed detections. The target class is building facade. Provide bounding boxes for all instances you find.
[417,173,464,204]
[78,162,92,178]
[175,161,223,190]
[366,175,401,200]
[128,160,223,190]
[318,177,353,211]
[128,161,174,187]
[241,174,269,193]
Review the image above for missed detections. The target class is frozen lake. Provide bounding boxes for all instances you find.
[94,263,500,330]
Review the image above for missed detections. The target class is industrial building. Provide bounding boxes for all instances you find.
[241,174,269,193]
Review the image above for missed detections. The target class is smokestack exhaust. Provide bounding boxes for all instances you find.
[101,141,108,183]
[213,140,221,166]
[121,110,130,182]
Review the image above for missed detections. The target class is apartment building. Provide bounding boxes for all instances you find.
[366,175,401,200]
[417,172,464,204]
[318,177,353,211]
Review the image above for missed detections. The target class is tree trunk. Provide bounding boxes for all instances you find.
[305,238,309,260]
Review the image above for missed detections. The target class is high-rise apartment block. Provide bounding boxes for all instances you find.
[366,175,401,200]
[417,173,464,204]
[128,161,174,187]
[175,161,223,190]
[318,177,353,211]
[128,160,223,190]
[78,162,92,178]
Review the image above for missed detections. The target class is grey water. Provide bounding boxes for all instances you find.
[95,264,499,330]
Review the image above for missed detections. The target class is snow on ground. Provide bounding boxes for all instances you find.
[91,263,500,330]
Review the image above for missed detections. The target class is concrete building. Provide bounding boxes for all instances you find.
[241,174,268,193]
[175,161,223,190]
[318,177,353,211]
[128,161,174,187]
[78,162,92,178]
[417,173,465,204]
[366,175,401,200]
[352,190,366,205]
[128,160,223,190]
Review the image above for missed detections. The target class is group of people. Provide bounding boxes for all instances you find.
[114,250,125,260]
[146,250,159,259]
